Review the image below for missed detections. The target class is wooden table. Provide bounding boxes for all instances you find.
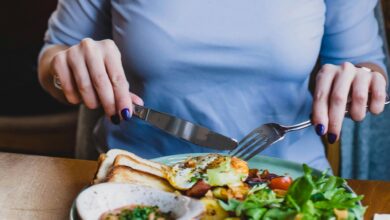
[0,152,389,220]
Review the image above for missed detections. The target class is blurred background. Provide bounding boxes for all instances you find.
[0,1,77,157]
[0,1,389,180]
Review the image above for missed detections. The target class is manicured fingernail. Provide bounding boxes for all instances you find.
[315,124,325,136]
[121,108,131,121]
[327,133,337,144]
[110,114,120,125]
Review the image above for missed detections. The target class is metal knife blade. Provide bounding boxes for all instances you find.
[132,104,238,150]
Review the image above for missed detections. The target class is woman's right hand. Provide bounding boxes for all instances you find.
[46,38,143,124]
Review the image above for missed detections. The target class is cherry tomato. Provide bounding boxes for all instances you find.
[268,176,293,190]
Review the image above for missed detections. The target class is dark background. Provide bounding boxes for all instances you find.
[0,1,76,116]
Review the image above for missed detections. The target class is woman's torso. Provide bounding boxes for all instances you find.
[95,0,330,170]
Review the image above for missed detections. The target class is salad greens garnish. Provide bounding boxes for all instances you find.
[219,164,365,220]
[110,206,172,220]
[119,206,157,220]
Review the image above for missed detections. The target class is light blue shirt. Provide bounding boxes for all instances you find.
[44,0,385,171]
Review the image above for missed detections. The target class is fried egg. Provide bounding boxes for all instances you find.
[165,154,249,190]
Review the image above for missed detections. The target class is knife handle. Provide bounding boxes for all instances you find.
[133,104,149,120]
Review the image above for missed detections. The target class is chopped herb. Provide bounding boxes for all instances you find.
[105,206,172,220]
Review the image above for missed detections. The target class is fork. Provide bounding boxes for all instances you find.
[229,120,312,161]
[230,97,390,161]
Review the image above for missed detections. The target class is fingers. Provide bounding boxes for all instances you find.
[349,69,371,121]
[83,40,116,118]
[50,38,145,124]
[327,62,356,143]
[131,93,144,106]
[313,62,388,144]
[369,72,387,114]
[67,46,100,109]
[103,40,133,121]
[312,64,338,136]
[51,52,81,104]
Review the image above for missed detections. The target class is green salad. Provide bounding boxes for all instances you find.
[219,165,365,220]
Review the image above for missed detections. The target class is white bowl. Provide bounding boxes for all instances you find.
[76,183,204,220]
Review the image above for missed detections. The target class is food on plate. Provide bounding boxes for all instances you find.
[94,149,167,184]
[113,154,166,178]
[218,165,365,220]
[105,165,174,192]
[165,154,249,190]
[200,198,229,220]
[94,149,174,192]
[100,205,173,220]
[76,183,204,220]
[89,149,365,220]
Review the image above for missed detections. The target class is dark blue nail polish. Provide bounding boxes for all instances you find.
[315,124,325,136]
[328,133,337,144]
[121,108,131,121]
[110,114,120,125]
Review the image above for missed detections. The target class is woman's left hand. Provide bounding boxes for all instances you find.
[312,62,387,143]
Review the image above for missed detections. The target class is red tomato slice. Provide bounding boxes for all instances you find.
[268,176,292,190]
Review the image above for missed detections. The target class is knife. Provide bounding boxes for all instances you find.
[132,104,238,150]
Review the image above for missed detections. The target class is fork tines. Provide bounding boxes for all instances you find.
[229,133,269,161]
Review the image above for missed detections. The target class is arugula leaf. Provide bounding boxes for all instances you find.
[286,171,314,209]
[248,183,268,195]
[218,199,240,211]
[286,195,300,211]
[246,188,283,207]
[244,207,267,220]
[219,187,283,218]
[301,200,316,216]
[318,175,345,195]
[314,193,363,210]
[349,205,366,220]
[262,208,296,220]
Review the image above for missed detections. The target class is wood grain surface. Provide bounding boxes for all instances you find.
[0,152,389,220]
[348,180,390,219]
[0,152,96,220]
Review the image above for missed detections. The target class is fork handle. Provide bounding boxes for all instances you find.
[285,120,312,132]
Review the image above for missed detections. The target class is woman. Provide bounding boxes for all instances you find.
[38,0,387,171]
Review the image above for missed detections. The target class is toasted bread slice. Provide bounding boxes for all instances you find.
[92,153,108,184]
[106,165,175,192]
[94,149,168,183]
[113,154,166,178]
[94,150,120,183]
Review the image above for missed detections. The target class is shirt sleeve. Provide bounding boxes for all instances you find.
[320,0,387,72]
[43,0,111,47]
